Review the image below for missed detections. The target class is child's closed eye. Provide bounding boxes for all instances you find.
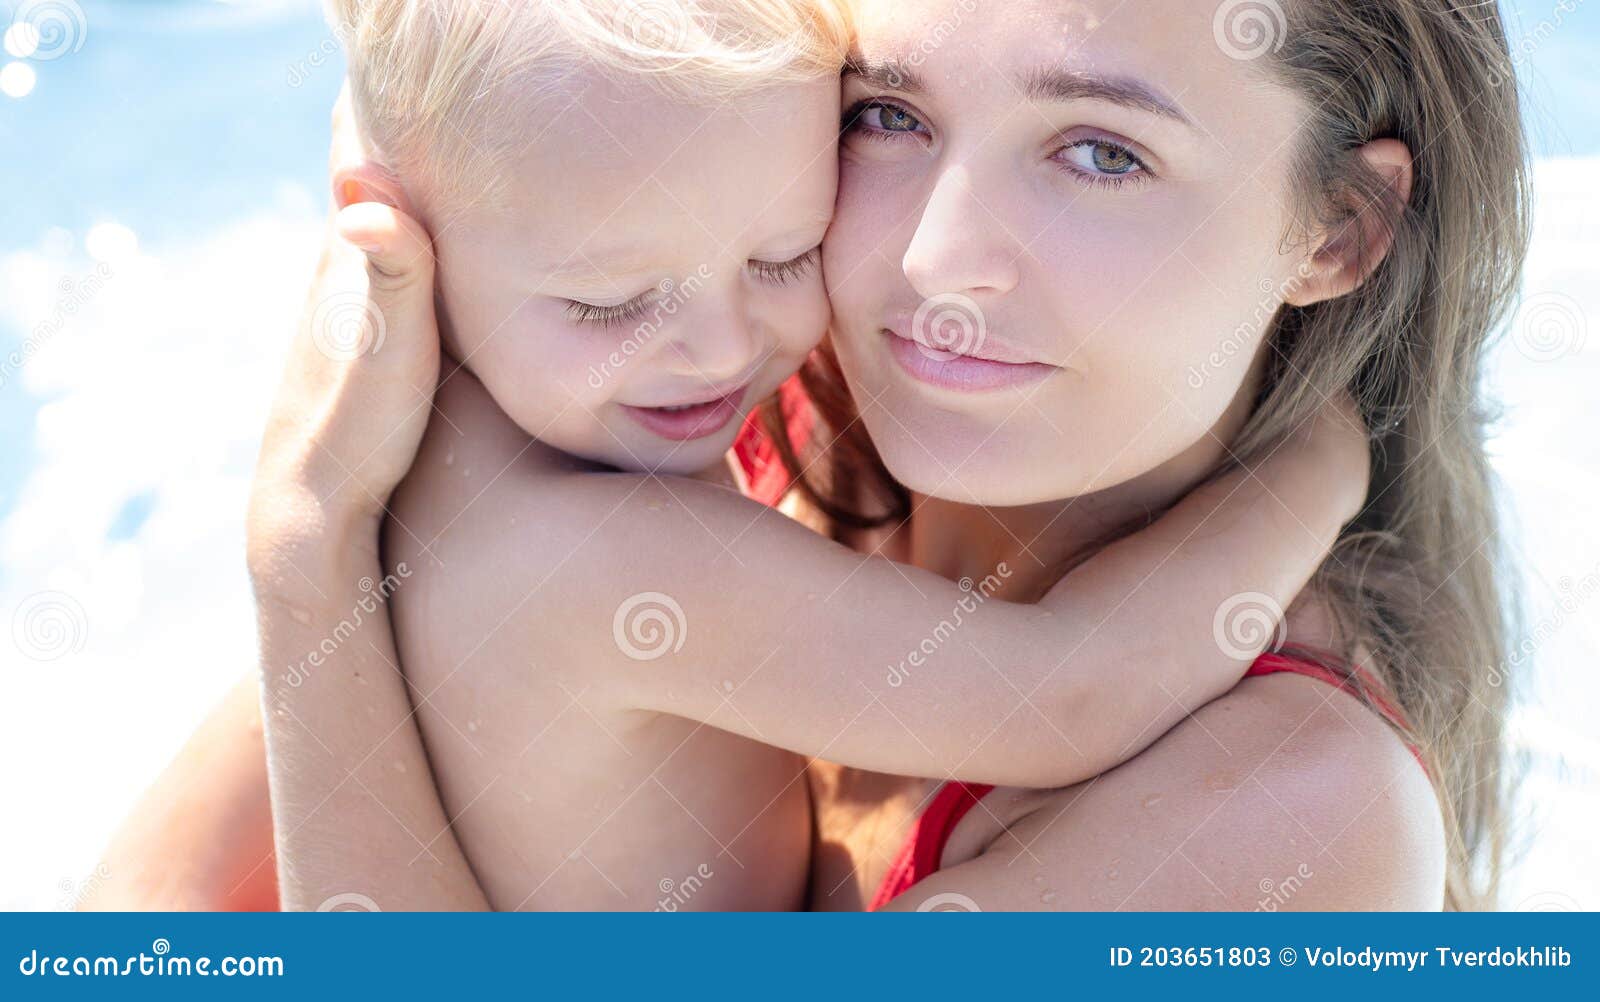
[748,245,821,286]
[564,293,658,329]
[564,245,821,329]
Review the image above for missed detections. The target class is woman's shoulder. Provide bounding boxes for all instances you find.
[985,606,1446,910]
[1003,662,1447,909]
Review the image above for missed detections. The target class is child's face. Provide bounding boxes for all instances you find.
[431,70,840,475]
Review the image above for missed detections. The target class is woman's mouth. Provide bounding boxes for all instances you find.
[883,328,1059,392]
[622,386,748,441]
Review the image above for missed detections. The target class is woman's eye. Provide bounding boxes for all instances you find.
[564,294,655,329]
[1056,139,1150,187]
[748,245,821,286]
[846,101,928,139]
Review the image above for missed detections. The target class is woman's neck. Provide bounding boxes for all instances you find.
[903,376,1262,599]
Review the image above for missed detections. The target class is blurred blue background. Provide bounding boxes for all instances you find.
[0,0,1595,910]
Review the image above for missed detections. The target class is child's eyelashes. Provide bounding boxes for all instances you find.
[748,244,821,286]
[564,294,656,330]
[563,247,822,329]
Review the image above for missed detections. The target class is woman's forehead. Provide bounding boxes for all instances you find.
[848,0,1273,103]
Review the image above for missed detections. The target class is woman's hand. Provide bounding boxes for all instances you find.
[247,85,490,911]
[247,85,441,579]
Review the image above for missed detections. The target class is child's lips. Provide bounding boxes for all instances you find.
[622,385,749,441]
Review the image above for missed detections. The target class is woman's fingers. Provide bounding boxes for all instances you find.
[294,203,441,509]
[252,202,442,541]
[336,201,434,294]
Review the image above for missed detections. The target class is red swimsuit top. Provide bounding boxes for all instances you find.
[733,376,811,508]
[732,387,1424,911]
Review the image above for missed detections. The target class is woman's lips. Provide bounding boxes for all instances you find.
[622,386,748,441]
[883,328,1058,392]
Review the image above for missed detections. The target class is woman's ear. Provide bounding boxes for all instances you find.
[332,160,415,216]
[1285,138,1414,307]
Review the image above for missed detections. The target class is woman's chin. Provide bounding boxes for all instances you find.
[868,429,1079,508]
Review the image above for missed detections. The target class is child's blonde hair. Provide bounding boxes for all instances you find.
[328,0,854,210]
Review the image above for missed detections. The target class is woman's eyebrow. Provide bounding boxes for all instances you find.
[844,54,1194,130]
[842,55,926,93]
[1019,67,1193,127]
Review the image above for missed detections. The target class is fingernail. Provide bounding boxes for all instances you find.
[338,228,383,255]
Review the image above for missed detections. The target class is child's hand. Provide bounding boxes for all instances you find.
[1285,391,1373,524]
[247,84,441,571]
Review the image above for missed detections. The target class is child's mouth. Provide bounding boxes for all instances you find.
[622,386,749,442]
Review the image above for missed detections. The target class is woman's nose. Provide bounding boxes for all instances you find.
[902,164,1021,302]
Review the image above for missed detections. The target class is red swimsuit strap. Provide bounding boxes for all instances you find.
[868,649,1423,910]
[1244,647,1416,734]
[868,781,995,912]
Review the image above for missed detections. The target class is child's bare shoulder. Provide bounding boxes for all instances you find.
[392,371,603,543]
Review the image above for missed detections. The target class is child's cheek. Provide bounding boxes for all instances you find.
[779,281,831,356]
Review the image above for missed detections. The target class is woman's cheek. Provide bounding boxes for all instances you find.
[826,157,923,294]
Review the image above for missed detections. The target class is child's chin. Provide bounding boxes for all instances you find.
[614,434,735,477]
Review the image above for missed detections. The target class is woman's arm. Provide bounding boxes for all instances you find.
[78,675,278,911]
[393,373,1368,790]
[247,113,490,909]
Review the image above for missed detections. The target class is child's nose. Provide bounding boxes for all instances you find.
[666,303,761,383]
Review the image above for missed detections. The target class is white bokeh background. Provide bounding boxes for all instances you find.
[1,0,1595,910]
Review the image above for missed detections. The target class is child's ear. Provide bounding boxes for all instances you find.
[1284,138,1414,307]
[332,160,414,216]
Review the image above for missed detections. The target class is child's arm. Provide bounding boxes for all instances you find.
[400,376,1369,790]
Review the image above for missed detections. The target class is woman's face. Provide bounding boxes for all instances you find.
[824,0,1318,507]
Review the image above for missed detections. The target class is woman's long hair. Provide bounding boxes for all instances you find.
[765,0,1531,909]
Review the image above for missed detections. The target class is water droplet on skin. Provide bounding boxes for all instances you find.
[462,467,472,478]
[444,451,455,467]
[1141,793,1164,808]
[805,593,818,602]
[1106,868,1120,880]
[509,517,517,527]
[1041,891,1058,904]
[467,719,480,733]
[1032,874,1044,885]
[393,761,406,774]
[721,680,735,693]
[289,607,311,626]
